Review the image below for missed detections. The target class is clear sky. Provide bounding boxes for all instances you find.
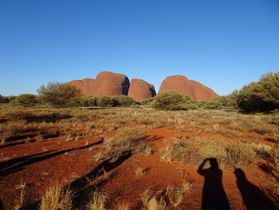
[1,0,279,96]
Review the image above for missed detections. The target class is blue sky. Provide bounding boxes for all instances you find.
[0,0,279,96]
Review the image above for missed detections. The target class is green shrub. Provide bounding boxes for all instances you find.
[14,94,38,107]
[0,94,9,103]
[38,82,81,107]
[152,92,192,111]
[237,72,279,113]
[201,92,238,110]
[114,96,137,106]
[140,98,155,106]
[80,96,98,107]
[97,96,117,107]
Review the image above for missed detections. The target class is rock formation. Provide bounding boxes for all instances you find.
[69,71,130,96]
[128,79,156,101]
[159,75,218,101]
[69,71,218,101]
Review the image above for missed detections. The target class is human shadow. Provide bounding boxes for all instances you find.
[234,168,279,210]
[0,139,103,178]
[197,158,231,210]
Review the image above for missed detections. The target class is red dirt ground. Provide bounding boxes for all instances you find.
[0,128,277,210]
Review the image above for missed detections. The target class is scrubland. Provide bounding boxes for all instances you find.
[0,105,278,210]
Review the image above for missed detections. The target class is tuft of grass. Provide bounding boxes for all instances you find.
[135,167,148,176]
[116,203,130,210]
[87,192,106,210]
[161,137,201,164]
[95,128,148,161]
[40,183,73,210]
[141,189,166,210]
[166,181,192,207]
[13,182,26,210]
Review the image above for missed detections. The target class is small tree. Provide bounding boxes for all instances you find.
[14,94,38,107]
[38,82,81,107]
[237,72,279,113]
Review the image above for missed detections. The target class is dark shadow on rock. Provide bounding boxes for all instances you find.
[234,168,279,210]
[198,158,231,210]
[0,139,103,178]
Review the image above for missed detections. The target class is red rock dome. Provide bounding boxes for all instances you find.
[128,79,156,101]
[159,75,218,101]
[69,71,130,96]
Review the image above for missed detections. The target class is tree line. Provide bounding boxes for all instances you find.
[0,72,278,113]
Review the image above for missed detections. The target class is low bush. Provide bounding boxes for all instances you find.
[114,95,137,106]
[14,94,38,107]
[152,92,193,111]
[97,96,118,107]
[80,96,98,107]
[0,94,9,103]
[38,82,81,107]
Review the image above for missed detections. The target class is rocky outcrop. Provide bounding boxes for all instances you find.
[159,75,218,101]
[70,71,218,101]
[128,79,156,101]
[69,71,130,96]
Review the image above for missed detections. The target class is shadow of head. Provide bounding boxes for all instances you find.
[208,158,219,169]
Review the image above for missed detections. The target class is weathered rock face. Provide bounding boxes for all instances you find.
[128,79,156,101]
[70,71,218,101]
[69,78,97,96]
[159,75,218,101]
[69,71,130,96]
[95,71,130,96]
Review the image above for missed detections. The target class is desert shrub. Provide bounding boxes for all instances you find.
[80,96,98,107]
[7,95,17,103]
[95,127,149,161]
[114,95,137,106]
[201,92,238,110]
[0,94,9,103]
[166,181,192,207]
[140,98,155,106]
[237,72,279,113]
[97,96,118,107]
[40,183,73,210]
[14,94,38,107]
[161,137,201,163]
[152,92,192,111]
[38,82,81,107]
[87,192,106,210]
[142,189,167,210]
[225,142,256,166]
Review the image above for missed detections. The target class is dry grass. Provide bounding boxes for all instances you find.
[40,183,73,210]
[135,167,148,176]
[141,189,166,210]
[161,137,201,164]
[13,182,26,210]
[87,192,106,210]
[225,142,257,166]
[95,127,149,161]
[166,181,192,207]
